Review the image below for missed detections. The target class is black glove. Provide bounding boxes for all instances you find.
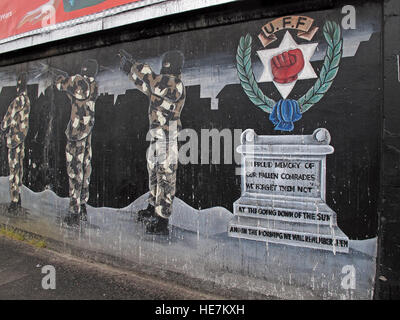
[119,49,133,75]
[50,68,69,83]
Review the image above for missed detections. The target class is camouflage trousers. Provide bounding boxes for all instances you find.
[146,130,179,219]
[7,143,25,203]
[66,133,92,214]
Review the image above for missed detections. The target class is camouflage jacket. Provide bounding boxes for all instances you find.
[0,91,30,148]
[56,74,98,141]
[129,62,186,139]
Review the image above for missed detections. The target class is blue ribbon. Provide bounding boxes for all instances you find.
[269,99,302,132]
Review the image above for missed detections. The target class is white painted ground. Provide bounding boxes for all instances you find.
[0,176,377,299]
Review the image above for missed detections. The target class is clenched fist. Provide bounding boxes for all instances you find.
[271,49,305,84]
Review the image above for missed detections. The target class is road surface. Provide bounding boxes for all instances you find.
[0,235,225,300]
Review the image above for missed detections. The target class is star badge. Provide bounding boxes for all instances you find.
[257,31,318,98]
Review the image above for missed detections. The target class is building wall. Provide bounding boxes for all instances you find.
[0,0,394,299]
[375,0,400,300]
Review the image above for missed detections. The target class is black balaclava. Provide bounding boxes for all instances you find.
[16,72,27,94]
[81,59,98,78]
[160,51,184,76]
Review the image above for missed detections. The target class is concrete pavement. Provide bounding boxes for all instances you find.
[0,235,225,300]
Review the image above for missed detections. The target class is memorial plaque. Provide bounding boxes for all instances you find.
[244,158,322,198]
[228,128,349,253]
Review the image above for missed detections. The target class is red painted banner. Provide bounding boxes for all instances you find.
[0,0,142,41]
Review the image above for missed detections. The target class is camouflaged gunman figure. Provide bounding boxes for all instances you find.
[0,73,30,213]
[119,49,185,235]
[55,59,99,225]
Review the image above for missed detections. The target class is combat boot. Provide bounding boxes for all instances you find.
[7,201,18,214]
[146,215,169,236]
[80,204,88,221]
[63,212,80,226]
[136,204,156,222]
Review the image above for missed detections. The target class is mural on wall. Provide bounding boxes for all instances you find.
[0,73,30,212]
[229,128,350,253]
[118,49,185,235]
[229,16,348,252]
[54,59,99,225]
[237,17,342,131]
[0,3,383,298]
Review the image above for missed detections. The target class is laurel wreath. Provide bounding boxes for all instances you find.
[236,21,343,114]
